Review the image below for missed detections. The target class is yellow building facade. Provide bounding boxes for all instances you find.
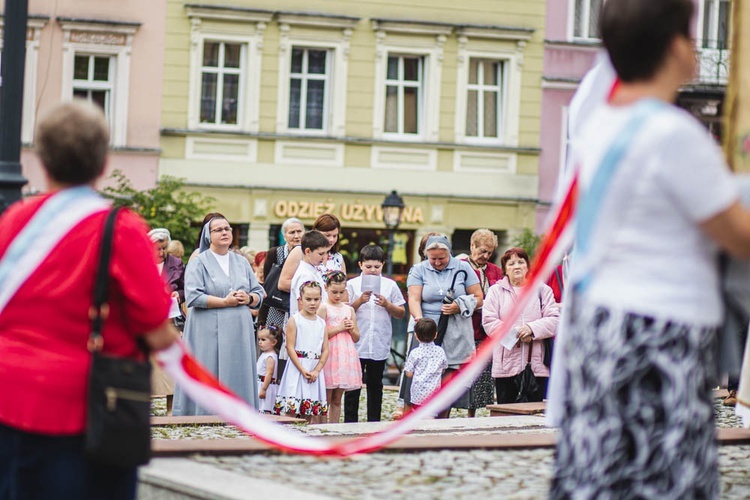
[160,0,545,269]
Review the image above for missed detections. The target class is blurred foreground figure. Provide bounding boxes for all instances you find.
[0,101,177,499]
[548,0,750,497]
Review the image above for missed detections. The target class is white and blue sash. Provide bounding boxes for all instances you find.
[0,186,110,317]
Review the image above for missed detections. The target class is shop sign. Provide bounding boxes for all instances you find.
[273,199,424,224]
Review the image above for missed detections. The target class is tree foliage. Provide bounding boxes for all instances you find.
[101,170,215,249]
[510,227,542,258]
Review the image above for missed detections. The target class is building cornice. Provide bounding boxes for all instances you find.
[277,11,360,30]
[544,39,601,50]
[371,17,534,40]
[541,76,580,90]
[161,128,542,155]
[185,4,274,23]
[56,17,141,35]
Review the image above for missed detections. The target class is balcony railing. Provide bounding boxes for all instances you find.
[694,40,730,85]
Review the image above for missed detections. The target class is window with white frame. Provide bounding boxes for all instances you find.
[702,0,731,49]
[288,47,329,131]
[573,0,603,40]
[58,19,138,147]
[200,41,243,126]
[465,58,505,140]
[72,55,114,119]
[384,55,423,135]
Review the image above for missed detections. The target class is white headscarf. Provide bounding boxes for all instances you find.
[148,228,171,243]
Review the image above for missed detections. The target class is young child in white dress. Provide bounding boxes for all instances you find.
[256,326,281,414]
[275,281,329,423]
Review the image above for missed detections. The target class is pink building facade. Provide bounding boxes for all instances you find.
[537,0,732,230]
[8,0,166,195]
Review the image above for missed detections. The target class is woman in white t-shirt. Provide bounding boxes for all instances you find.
[550,1,750,498]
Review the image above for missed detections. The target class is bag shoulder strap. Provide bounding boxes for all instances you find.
[88,207,122,352]
[554,267,564,294]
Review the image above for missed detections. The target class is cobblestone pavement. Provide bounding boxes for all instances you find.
[191,445,750,499]
[150,388,743,439]
[149,392,750,497]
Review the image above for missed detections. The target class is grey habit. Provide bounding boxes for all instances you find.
[173,245,264,415]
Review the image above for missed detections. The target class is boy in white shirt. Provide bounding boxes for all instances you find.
[343,244,406,422]
[289,230,330,315]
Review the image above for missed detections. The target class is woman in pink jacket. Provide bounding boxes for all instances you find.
[482,247,559,403]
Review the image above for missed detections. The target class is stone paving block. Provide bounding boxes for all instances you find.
[138,457,327,500]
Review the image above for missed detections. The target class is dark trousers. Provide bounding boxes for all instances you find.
[495,376,548,404]
[0,423,137,500]
[344,359,387,422]
[729,323,749,392]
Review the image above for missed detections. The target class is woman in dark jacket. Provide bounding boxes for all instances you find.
[258,217,305,328]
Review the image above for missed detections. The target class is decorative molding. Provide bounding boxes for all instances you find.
[371,146,437,171]
[161,127,543,155]
[184,5,274,24]
[544,39,601,50]
[541,77,580,90]
[57,18,139,42]
[277,11,359,30]
[456,25,533,42]
[274,141,344,167]
[372,19,453,37]
[453,151,517,174]
[69,31,126,46]
[186,137,258,161]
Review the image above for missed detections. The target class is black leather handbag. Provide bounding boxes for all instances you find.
[263,256,291,312]
[84,207,152,468]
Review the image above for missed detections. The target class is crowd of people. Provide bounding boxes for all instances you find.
[152,212,562,424]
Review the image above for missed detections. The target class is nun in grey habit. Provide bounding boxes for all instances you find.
[173,218,265,415]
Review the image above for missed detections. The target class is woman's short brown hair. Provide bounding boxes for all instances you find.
[35,101,109,185]
[500,247,530,274]
[312,213,342,253]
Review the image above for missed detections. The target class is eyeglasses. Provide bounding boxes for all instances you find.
[210,226,232,234]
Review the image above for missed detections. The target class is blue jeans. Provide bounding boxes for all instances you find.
[0,423,137,500]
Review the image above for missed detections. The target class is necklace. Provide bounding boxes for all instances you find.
[430,267,453,295]
[468,258,488,293]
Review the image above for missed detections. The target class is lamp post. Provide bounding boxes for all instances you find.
[381,190,405,277]
[0,0,29,214]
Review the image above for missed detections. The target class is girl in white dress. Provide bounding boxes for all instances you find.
[275,281,329,423]
[256,326,281,414]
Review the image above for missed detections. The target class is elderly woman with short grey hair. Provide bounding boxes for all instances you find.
[407,235,483,418]
[259,217,305,329]
[148,228,185,415]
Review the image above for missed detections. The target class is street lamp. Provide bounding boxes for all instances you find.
[0,0,29,214]
[381,190,405,277]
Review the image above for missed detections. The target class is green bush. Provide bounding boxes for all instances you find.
[102,170,215,251]
[510,228,542,258]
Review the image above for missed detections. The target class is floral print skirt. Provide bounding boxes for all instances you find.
[550,303,719,499]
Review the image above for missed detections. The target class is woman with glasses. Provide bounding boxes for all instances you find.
[173,215,265,415]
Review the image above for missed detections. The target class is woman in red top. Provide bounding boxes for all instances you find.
[462,229,503,416]
[0,102,177,499]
